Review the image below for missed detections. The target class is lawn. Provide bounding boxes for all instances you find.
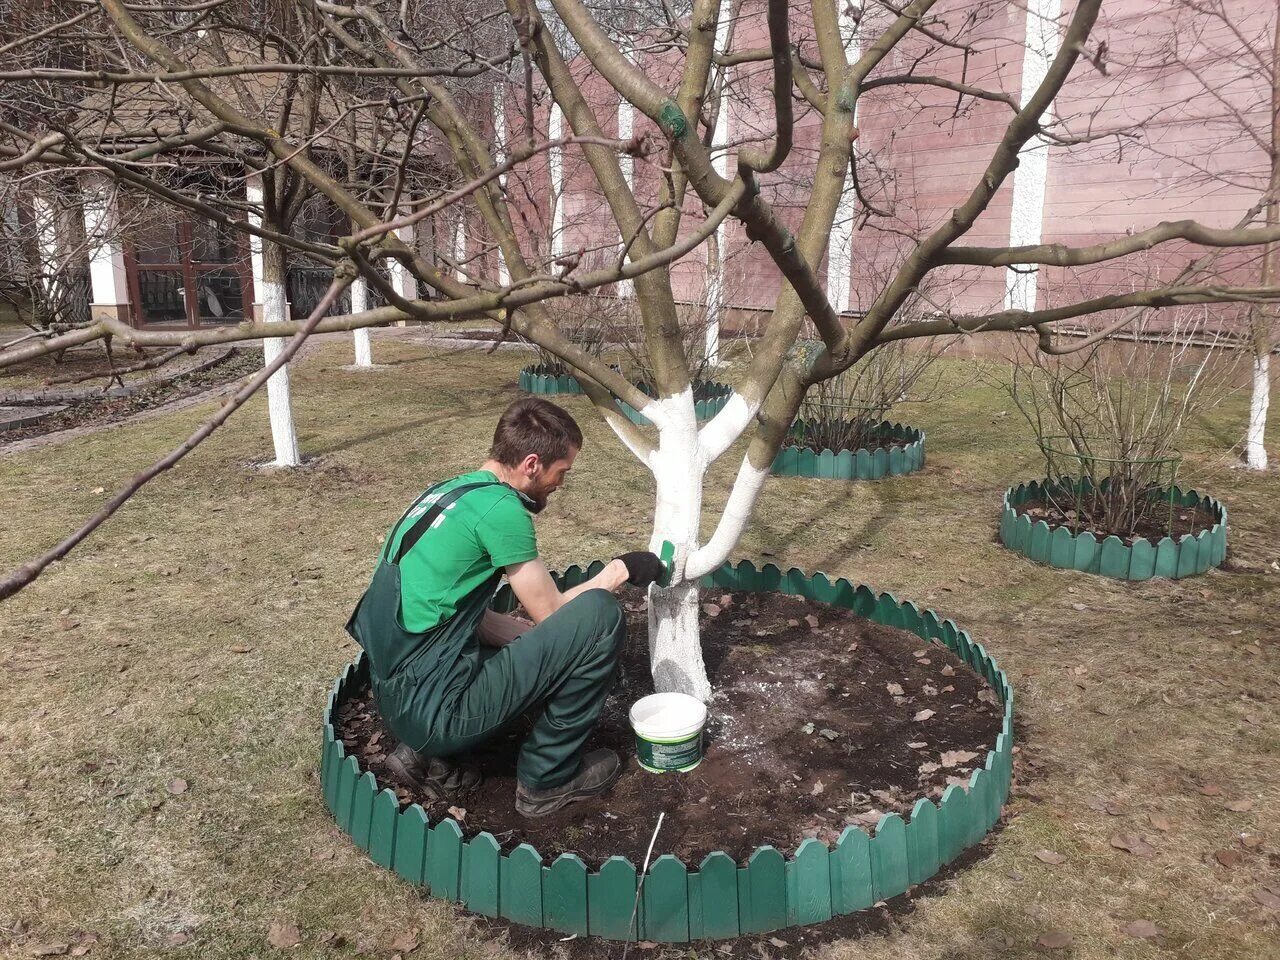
[1,333,1277,959]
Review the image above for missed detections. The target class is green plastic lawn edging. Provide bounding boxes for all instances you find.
[771,420,926,480]
[999,479,1228,580]
[321,561,1015,942]
[518,366,734,426]
[518,364,587,396]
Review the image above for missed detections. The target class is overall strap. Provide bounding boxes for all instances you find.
[391,481,500,565]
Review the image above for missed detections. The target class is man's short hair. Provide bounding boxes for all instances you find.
[489,397,583,467]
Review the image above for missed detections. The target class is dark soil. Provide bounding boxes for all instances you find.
[0,348,259,442]
[1014,494,1219,544]
[336,590,1003,868]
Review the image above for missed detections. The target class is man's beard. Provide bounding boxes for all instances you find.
[526,487,550,513]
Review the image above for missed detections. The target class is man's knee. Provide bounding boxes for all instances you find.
[566,589,625,652]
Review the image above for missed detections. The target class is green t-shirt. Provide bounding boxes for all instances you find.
[385,470,539,632]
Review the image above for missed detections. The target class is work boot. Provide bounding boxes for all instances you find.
[385,742,481,800]
[514,749,622,818]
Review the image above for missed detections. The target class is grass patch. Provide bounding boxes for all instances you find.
[1,337,1277,958]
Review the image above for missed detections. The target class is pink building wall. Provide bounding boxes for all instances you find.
[489,0,1271,333]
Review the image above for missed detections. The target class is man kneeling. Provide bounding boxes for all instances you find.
[346,397,664,817]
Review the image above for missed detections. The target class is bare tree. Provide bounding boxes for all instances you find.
[5,0,1280,701]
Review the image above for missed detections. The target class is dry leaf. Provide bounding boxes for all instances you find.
[804,614,819,629]
[1110,833,1155,857]
[1214,848,1244,867]
[1034,849,1067,865]
[447,805,467,822]
[1148,813,1173,831]
[166,778,189,795]
[886,682,905,697]
[702,603,721,618]
[266,922,302,950]
[162,932,191,947]
[1253,889,1280,910]
[1239,832,1264,850]
[818,728,840,740]
[1225,799,1255,812]
[913,709,935,722]
[918,761,941,774]
[941,664,956,677]
[229,645,252,654]
[388,930,420,954]
[810,780,825,796]
[1035,930,1073,950]
[1121,920,1159,940]
[1198,782,1223,796]
[912,649,927,658]
[31,946,70,958]
[907,741,928,749]
[941,750,978,768]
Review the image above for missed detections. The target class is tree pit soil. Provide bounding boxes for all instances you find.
[0,348,260,442]
[1013,494,1219,545]
[337,589,1004,868]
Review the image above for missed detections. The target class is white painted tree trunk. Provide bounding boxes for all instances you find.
[351,277,372,367]
[645,388,713,702]
[246,176,301,468]
[259,241,301,467]
[616,95,635,300]
[1246,351,1270,469]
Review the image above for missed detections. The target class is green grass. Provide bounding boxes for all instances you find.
[1,337,1277,958]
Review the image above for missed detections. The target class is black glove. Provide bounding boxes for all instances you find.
[615,550,665,588]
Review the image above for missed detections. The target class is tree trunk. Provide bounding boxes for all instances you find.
[351,277,373,367]
[646,389,713,702]
[1247,350,1270,469]
[1245,6,1280,470]
[260,241,301,467]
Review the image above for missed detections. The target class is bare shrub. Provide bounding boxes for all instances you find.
[1003,312,1240,537]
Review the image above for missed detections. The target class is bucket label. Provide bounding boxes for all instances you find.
[635,732,703,772]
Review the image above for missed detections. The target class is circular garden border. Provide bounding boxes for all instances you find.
[518,366,735,426]
[771,420,925,480]
[999,479,1228,580]
[518,364,587,396]
[321,560,1014,943]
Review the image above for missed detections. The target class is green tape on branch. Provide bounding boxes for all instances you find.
[999,480,1226,580]
[320,561,1014,943]
[658,100,689,138]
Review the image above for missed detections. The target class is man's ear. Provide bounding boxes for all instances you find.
[519,453,541,475]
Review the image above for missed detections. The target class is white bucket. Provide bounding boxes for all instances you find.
[629,692,708,773]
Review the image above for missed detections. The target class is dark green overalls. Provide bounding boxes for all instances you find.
[346,480,626,789]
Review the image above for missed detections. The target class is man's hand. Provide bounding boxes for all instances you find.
[614,551,666,588]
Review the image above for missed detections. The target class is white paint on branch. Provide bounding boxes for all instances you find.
[1005,0,1062,312]
[1246,351,1270,469]
[686,455,770,580]
[350,277,372,367]
[698,391,758,464]
[247,178,301,468]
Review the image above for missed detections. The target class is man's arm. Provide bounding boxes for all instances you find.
[505,557,631,625]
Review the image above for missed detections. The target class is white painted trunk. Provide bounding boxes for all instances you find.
[351,277,372,367]
[616,96,635,300]
[259,243,301,468]
[645,389,713,702]
[1246,351,1270,470]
